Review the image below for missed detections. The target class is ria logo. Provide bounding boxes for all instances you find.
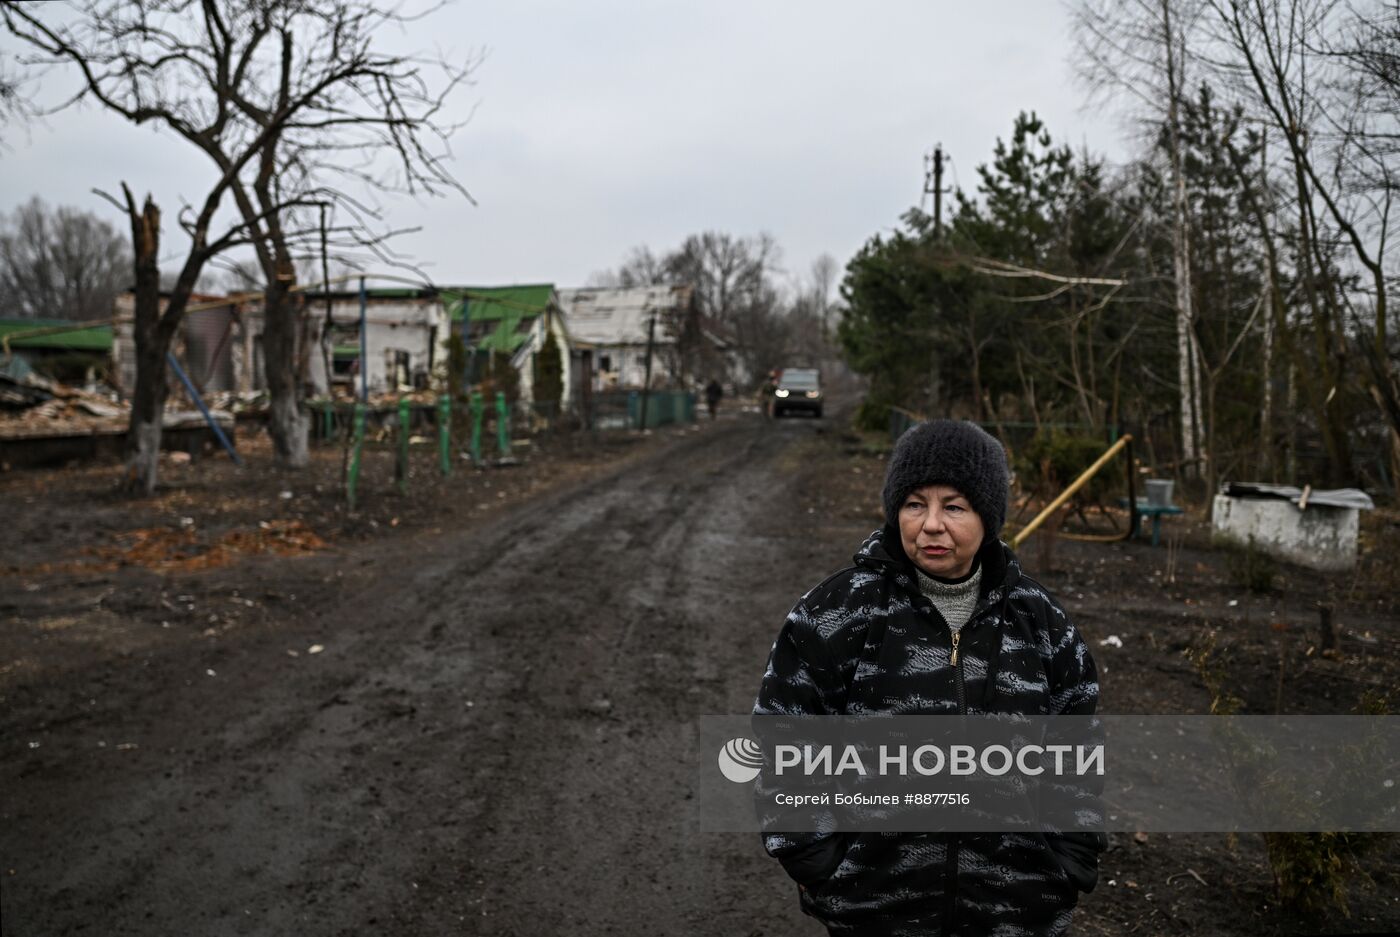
[718,737,763,783]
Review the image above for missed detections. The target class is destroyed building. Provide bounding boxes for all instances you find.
[555,285,700,390]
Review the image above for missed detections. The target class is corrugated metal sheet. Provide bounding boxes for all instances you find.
[443,285,555,323]
[556,285,688,345]
[443,285,556,353]
[182,306,236,391]
[0,318,114,351]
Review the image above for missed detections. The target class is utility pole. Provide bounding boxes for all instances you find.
[638,309,657,431]
[924,144,947,237]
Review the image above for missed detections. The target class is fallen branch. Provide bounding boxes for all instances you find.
[1165,868,1209,887]
[957,254,1130,288]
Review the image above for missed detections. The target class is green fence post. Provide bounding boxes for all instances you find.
[470,391,483,466]
[347,402,366,510]
[496,391,510,456]
[396,397,411,494]
[438,394,452,476]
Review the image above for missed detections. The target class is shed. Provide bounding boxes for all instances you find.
[1211,483,1375,572]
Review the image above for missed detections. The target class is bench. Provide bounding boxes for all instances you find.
[1120,497,1185,547]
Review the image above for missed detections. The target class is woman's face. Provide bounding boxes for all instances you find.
[898,484,985,579]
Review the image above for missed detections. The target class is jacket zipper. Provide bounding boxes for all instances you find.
[946,626,965,935]
[950,629,966,715]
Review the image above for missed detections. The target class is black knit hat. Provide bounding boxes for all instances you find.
[882,419,1010,542]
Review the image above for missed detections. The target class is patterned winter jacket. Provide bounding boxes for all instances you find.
[754,526,1105,937]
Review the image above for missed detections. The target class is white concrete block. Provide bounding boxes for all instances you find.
[1211,493,1360,572]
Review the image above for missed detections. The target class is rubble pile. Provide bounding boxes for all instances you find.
[301,388,443,409]
[205,390,272,413]
[0,372,126,438]
[1,372,241,438]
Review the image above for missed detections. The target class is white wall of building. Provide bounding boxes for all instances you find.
[1211,494,1361,572]
[286,297,444,397]
[513,311,573,409]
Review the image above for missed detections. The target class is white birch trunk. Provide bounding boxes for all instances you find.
[126,411,164,496]
[269,392,309,468]
[1164,0,1200,477]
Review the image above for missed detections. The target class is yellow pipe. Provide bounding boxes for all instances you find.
[1010,434,1133,549]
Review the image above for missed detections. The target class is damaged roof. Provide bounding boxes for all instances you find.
[556,285,691,346]
[444,284,557,353]
[0,318,114,352]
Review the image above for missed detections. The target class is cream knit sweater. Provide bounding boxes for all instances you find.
[915,563,983,633]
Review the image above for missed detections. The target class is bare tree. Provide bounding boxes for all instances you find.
[1072,0,1210,476]
[3,0,477,470]
[656,231,788,383]
[1204,0,1394,484]
[117,187,166,493]
[2,1,385,491]
[0,47,32,140]
[208,0,476,466]
[0,195,130,320]
[666,232,781,330]
[593,232,823,387]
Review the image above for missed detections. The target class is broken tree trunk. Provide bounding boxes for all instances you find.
[263,271,309,467]
[123,191,173,496]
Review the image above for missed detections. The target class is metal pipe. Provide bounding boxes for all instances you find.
[166,351,242,466]
[1010,434,1133,549]
[358,275,368,403]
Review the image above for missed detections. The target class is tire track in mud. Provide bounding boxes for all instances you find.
[364,416,837,936]
[1,415,846,937]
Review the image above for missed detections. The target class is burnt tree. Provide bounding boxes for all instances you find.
[120,188,166,493]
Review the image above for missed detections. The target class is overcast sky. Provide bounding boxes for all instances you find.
[1,1,1131,295]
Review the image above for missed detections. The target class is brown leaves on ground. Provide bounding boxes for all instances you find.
[101,520,328,571]
[14,520,327,576]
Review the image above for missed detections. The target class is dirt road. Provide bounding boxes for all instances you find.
[3,413,855,936]
[5,406,1399,936]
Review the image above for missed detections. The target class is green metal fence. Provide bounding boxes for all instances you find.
[626,390,696,429]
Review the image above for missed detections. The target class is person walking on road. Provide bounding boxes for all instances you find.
[704,379,723,420]
[754,419,1105,937]
[759,370,778,419]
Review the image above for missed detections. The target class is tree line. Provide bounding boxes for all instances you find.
[840,0,1399,495]
[0,196,129,323]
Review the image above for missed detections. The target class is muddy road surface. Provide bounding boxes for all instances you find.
[3,413,853,936]
[5,406,1400,936]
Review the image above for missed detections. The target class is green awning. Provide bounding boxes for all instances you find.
[443,284,554,355]
[0,318,113,352]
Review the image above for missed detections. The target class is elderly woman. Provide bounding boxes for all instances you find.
[755,419,1104,937]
